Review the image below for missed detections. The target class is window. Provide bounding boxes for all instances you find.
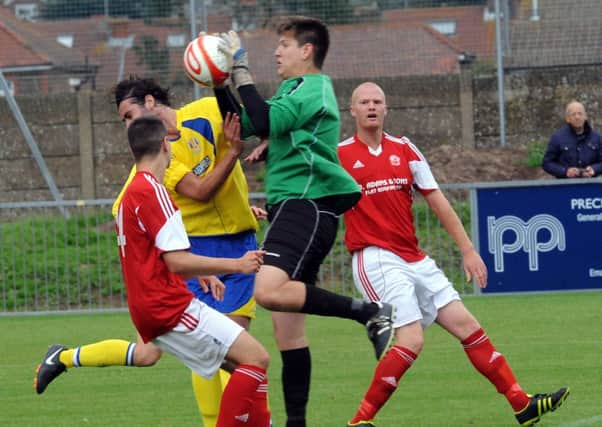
[429,20,457,36]
[108,36,135,48]
[0,79,15,97]
[166,34,186,48]
[15,4,38,21]
[57,34,74,48]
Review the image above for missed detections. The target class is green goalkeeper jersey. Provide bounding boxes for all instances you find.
[243,74,360,213]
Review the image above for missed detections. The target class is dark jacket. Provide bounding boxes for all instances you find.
[542,121,602,178]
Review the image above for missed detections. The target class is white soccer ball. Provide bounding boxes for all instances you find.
[183,34,232,88]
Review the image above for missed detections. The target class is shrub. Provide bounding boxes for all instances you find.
[522,140,547,168]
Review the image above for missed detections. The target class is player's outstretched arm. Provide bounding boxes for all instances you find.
[219,30,253,88]
[163,250,265,276]
[424,189,487,288]
[217,31,270,137]
[213,85,242,119]
[175,112,243,202]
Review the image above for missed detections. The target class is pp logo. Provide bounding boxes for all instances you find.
[487,214,565,272]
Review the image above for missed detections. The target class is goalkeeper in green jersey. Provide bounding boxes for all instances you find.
[212,16,395,427]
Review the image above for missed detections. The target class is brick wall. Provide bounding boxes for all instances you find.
[1,65,600,202]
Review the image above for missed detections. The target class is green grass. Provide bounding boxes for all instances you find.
[2,201,473,311]
[3,291,600,426]
[1,210,122,310]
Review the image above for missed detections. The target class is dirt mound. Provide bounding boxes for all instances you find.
[424,145,549,184]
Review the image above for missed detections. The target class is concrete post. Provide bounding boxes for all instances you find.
[77,90,96,199]
[459,61,476,149]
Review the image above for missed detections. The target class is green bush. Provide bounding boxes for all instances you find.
[522,140,547,168]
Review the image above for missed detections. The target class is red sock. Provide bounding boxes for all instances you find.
[462,328,529,411]
[249,376,271,426]
[351,346,417,423]
[217,364,266,427]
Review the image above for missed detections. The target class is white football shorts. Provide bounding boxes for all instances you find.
[352,246,460,329]
[153,298,244,379]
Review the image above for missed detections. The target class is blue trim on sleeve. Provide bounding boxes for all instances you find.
[181,118,216,156]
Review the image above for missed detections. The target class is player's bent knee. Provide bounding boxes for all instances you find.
[406,336,424,354]
[395,322,425,354]
[254,269,289,309]
[253,287,278,309]
[133,343,162,366]
[228,331,270,369]
[237,345,269,370]
[241,337,270,369]
[248,346,270,370]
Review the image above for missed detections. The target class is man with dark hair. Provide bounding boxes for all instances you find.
[35,77,268,427]
[118,114,269,427]
[213,17,395,427]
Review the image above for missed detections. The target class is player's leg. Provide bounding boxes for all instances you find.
[192,372,222,427]
[348,322,421,426]
[272,311,310,427]
[438,300,530,408]
[348,247,424,425]
[220,330,270,427]
[187,232,258,426]
[416,256,556,422]
[192,313,252,427]
[34,333,161,394]
[153,299,270,427]
[255,199,394,358]
[437,300,569,425]
[418,255,531,413]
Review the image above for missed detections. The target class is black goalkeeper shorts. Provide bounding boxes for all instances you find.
[263,198,339,285]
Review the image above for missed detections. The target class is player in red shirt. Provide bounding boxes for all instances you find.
[337,82,569,427]
[117,114,270,426]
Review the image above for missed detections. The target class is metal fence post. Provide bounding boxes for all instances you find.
[494,0,507,147]
[0,70,68,218]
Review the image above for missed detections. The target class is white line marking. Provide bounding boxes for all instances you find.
[561,415,602,427]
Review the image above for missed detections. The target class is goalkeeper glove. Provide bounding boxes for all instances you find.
[219,30,254,88]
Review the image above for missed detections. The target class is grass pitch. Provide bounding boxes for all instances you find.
[2,291,600,426]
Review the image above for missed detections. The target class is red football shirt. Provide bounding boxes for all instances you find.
[338,133,438,262]
[116,171,193,342]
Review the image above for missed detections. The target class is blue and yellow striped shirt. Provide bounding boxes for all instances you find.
[113,97,257,236]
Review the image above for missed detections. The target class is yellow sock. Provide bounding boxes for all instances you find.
[59,340,135,368]
[191,369,231,427]
[218,369,230,392]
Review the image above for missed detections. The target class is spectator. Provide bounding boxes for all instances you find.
[542,101,602,178]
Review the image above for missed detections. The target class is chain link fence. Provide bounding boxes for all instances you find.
[2,1,601,312]
[0,190,472,314]
[4,0,597,96]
